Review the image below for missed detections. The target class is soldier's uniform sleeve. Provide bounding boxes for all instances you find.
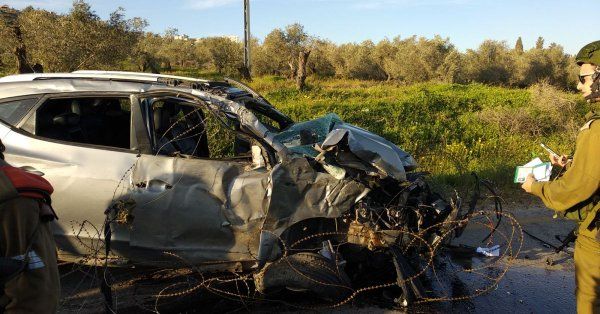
[0,197,60,314]
[530,120,600,211]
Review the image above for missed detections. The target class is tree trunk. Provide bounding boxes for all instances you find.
[14,44,32,74]
[238,65,252,81]
[296,50,311,91]
[1,8,33,74]
[288,61,297,80]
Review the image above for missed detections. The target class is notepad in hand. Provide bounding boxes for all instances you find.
[514,158,552,183]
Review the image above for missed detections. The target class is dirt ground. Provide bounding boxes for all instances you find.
[57,195,579,314]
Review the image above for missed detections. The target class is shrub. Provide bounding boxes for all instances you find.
[249,78,588,187]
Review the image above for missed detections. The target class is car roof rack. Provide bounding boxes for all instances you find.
[73,70,210,84]
[0,70,210,86]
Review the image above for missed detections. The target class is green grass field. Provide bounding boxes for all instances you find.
[168,71,593,189]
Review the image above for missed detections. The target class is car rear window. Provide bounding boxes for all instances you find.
[0,98,38,125]
[34,97,132,149]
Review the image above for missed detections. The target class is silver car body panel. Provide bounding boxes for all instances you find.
[0,79,166,99]
[1,124,139,258]
[322,124,418,181]
[124,154,268,263]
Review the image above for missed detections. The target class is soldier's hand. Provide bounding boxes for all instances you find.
[550,154,568,167]
[521,174,536,193]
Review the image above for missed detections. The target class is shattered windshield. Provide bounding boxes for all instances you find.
[273,113,343,157]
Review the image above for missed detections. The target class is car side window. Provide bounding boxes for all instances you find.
[32,97,131,149]
[150,99,244,160]
[0,98,38,126]
[203,106,242,159]
[152,99,209,157]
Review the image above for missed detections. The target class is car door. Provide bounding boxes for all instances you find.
[125,94,270,265]
[2,94,140,261]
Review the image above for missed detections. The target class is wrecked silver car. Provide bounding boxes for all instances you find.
[0,71,477,306]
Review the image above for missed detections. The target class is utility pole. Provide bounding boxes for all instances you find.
[242,0,251,79]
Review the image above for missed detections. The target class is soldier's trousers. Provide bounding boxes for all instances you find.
[0,197,59,313]
[575,234,600,314]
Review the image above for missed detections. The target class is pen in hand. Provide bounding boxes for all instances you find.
[540,143,568,167]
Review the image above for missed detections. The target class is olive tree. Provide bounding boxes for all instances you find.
[3,1,146,73]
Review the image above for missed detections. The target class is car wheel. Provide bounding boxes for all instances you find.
[254,252,353,302]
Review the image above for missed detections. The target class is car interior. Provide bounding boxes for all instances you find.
[35,97,131,149]
[151,99,210,158]
[148,98,256,161]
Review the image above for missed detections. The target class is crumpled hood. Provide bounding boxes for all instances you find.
[321,124,417,181]
[273,113,417,181]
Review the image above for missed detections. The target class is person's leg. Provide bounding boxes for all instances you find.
[1,198,59,313]
[574,235,600,314]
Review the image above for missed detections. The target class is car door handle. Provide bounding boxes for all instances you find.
[146,179,173,192]
[19,166,45,177]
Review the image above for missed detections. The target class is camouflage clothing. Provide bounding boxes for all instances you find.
[0,159,59,314]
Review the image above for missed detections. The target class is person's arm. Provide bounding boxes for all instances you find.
[529,124,600,211]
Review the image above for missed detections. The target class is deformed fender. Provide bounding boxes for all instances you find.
[264,158,368,232]
[256,158,369,265]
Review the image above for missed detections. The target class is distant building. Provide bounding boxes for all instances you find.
[223,35,241,43]
[173,34,241,43]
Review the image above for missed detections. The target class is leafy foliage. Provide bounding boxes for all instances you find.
[0,1,145,73]
[0,2,581,91]
[247,77,590,186]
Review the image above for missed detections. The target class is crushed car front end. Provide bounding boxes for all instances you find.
[177,87,467,304]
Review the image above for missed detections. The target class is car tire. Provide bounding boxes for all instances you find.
[254,252,353,302]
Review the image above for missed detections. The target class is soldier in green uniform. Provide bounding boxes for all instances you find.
[522,41,600,314]
[0,139,60,313]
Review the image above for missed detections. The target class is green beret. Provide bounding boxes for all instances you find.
[576,41,600,65]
